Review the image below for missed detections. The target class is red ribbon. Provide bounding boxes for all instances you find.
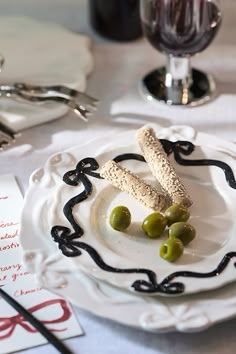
[0,298,72,340]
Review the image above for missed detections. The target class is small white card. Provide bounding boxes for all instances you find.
[0,175,83,354]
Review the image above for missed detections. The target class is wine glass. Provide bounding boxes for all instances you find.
[140,0,222,106]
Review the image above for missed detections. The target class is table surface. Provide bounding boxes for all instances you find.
[1,1,236,354]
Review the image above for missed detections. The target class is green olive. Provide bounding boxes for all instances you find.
[169,222,196,246]
[109,206,131,231]
[164,204,190,226]
[159,238,184,262]
[142,212,167,238]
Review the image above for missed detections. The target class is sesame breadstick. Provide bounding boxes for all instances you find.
[100,160,167,211]
[137,127,192,208]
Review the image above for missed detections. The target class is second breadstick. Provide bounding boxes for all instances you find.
[137,127,192,208]
[100,160,167,212]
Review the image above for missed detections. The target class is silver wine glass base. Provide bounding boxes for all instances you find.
[142,67,215,107]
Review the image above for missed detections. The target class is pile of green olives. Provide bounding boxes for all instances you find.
[159,221,196,262]
[109,203,196,263]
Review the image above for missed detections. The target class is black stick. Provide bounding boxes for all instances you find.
[0,288,73,354]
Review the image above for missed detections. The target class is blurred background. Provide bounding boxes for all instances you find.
[0,0,234,45]
[0,0,91,37]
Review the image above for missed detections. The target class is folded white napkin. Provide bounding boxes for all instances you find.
[0,16,94,131]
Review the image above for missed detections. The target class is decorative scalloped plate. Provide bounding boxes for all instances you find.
[21,250,236,333]
[20,125,236,299]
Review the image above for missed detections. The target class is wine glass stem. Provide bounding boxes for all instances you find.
[165,55,192,104]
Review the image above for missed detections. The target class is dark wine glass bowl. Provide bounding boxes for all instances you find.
[140,0,222,106]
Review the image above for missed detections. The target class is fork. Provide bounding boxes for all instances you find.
[0,83,98,149]
[0,83,99,121]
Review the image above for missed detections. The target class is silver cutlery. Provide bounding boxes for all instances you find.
[0,54,98,149]
[0,83,99,122]
[0,121,19,150]
[0,83,99,150]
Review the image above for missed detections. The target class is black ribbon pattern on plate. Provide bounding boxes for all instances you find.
[51,140,236,294]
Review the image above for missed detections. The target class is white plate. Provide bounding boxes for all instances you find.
[0,16,93,131]
[20,125,236,298]
[21,250,236,333]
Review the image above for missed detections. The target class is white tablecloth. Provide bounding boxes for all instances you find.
[1,1,236,354]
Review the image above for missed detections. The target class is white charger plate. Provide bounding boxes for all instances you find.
[21,251,236,333]
[20,125,236,299]
[0,16,93,131]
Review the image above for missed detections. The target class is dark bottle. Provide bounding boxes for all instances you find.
[89,0,142,41]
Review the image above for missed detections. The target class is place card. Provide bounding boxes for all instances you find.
[0,175,83,354]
